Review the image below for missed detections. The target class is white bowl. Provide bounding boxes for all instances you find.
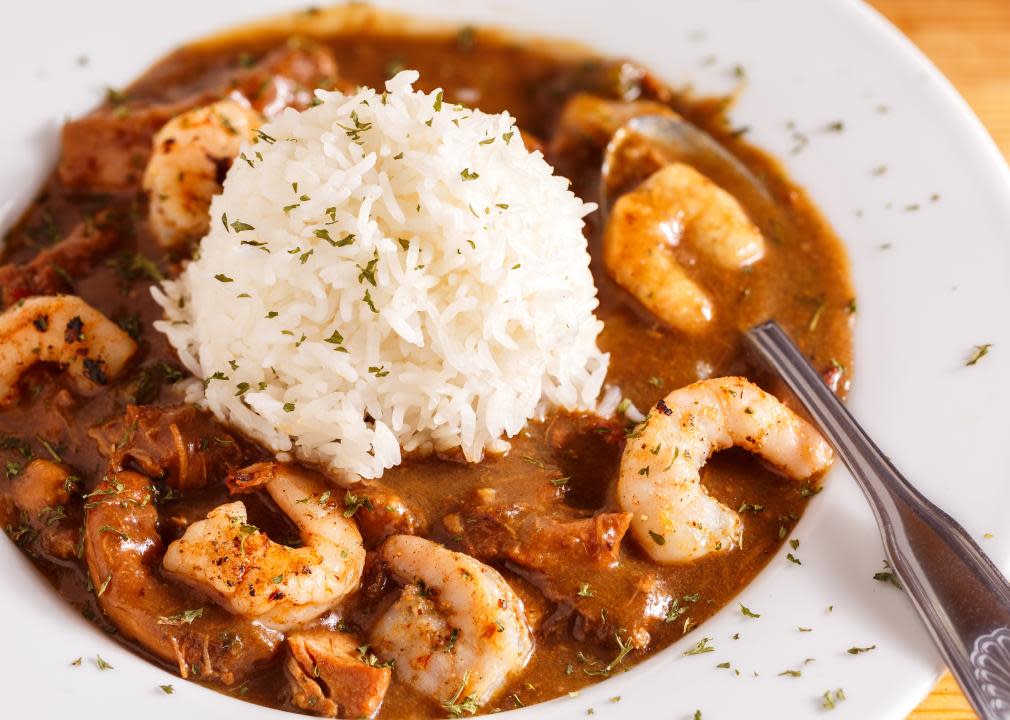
[3,1,1010,718]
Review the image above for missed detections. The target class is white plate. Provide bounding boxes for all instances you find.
[4,1,1010,718]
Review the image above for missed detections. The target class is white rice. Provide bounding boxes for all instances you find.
[154,71,608,479]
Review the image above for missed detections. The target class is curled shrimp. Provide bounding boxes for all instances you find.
[85,471,282,684]
[369,535,533,710]
[142,99,261,248]
[618,376,832,563]
[603,162,765,333]
[163,463,365,630]
[0,295,137,407]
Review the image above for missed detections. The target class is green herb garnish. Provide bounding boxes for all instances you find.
[967,343,993,366]
[157,608,204,626]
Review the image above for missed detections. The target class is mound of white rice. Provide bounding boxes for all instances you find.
[154,70,608,479]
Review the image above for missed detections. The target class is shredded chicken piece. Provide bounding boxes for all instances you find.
[90,404,244,491]
[58,44,341,191]
[443,504,660,647]
[286,630,391,718]
[0,211,123,308]
[444,507,631,570]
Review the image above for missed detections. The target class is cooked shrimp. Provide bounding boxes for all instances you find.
[603,162,765,333]
[649,163,765,267]
[85,471,282,684]
[604,210,714,333]
[142,99,261,248]
[163,463,365,630]
[618,376,832,563]
[0,295,137,407]
[370,535,533,709]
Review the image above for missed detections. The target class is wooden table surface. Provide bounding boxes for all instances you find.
[865,2,1009,717]
[870,0,1010,162]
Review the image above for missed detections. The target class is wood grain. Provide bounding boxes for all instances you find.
[909,673,977,719]
[869,0,1010,162]
[865,3,1008,717]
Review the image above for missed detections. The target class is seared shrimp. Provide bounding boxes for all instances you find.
[618,377,832,563]
[370,535,533,709]
[143,99,261,248]
[0,295,137,407]
[603,162,765,333]
[85,471,282,683]
[163,463,365,630]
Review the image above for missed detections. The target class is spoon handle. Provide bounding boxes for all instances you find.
[746,320,1010,720]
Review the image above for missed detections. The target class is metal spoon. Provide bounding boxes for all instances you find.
[599,113,772,216]
[746,320,1010,719]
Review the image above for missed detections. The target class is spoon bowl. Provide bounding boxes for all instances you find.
[599,113,772,219]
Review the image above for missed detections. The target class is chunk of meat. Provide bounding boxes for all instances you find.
[59,101,194,191]
[0,211,124,308]
[228,461,424,548]
[235,44,343,118]
[545,412,625,452]
[286,630,391,718]
[444,503,661,648]
[567,571,671,650]
[84,471,281,683]
[58,44,340,191]
[549,93,677,159]
[343,484,424,548]
[0,459,81,560]
[90,404,245,492]
[551,59,670,104]
[444,506,631,570]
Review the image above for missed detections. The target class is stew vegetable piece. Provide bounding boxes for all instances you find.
[0,11,852,718]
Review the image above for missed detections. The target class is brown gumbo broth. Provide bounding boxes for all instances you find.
[0,10,853,718]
